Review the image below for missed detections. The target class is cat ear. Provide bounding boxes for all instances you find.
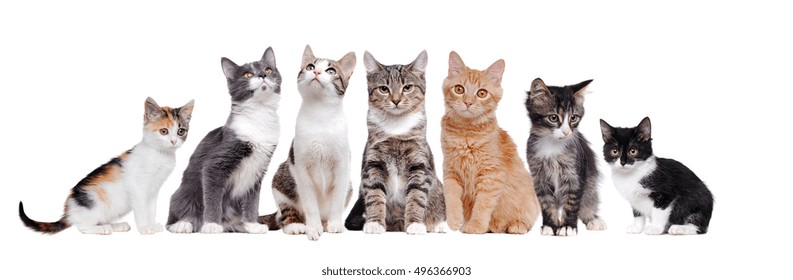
[573,79,594,96]
[407,50,428,75]
[448,51,465,77]
[485,59,505,86]
[600,119,614,142]
[221,57,238,80]
[637,117,652,142]
[363,51,384,75]
[337,51,357,81]
[529,78,549,99]
[261,47,276,66]
[178,99,195,122]
[144,97,163,123]
[302,45,316,67]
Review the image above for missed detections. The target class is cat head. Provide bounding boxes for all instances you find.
[526,78,592,140]
[441,51,504,121]
[600,117,654,170]
[221,47,281,105]
[142,97,194,150]
[297,45,356,99]
[364,50,428,116]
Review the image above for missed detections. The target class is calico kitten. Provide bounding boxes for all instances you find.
[525,78,606,236]
[19,97,194,234]
[258,45,355,241]
[343,50,446,234]
[440,51,540,234]
[167,47,281,234]
[600,117,714,235]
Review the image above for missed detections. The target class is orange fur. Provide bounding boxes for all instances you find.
[440,51,540,234]
[145,106,175,132]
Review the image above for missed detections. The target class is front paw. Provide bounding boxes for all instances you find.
[363,222,386,234]
[283,223,306,235]
[244,223,268,234]
[461,221,488,234]
[643,224,665,235]
[626,223,645,234]
[306,224,323,241]
[200,223,224,234]
[557,226,577,237]
[586,218,607,231]
[447,213,464,231]
[325,220,345,234]
[138,223,164,235]
[406,223,427,235]
[541,225,556,236]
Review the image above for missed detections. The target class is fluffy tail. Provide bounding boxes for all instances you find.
[344,196,366,231]
[258,212,280,230]
[19,201,69,234]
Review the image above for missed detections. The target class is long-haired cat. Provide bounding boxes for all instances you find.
[525,78,606,236]
[343,50,446,234]
[258,45,355,240]
[19,97,194,234]
[440,51,540,234]
[166,47,280,234]
[600,117,714,235]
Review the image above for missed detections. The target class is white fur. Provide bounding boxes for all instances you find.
[368,110,425,136]
[553,114,573,139]
[532,136,570,159]
[431,222,448,233]
[668,224,699,235]
[586,218,607,230]
[200,222,224,234]
[325,220,345,233]
[406,222,427,235]
[168,221,193,233]
[111,222,131,232]
[558,226,577,236]
[244,222,268,234]
[386,162,406,205]
[78,225,113,235]
[541,226,555,236]
[283,223,306,235]
[627,216,645,234]
[363,222,386,234]
[610,156,658,216]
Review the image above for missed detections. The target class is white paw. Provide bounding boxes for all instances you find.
[643,224,665,235]
[626,223,644,234]
[244,223,268,234]
[668,224,698,235]
[431,222,449,233]
[541,226,555,236]
[111,222,131,232]
[168,221,194,233]
[363,222,386,234]
[558,226,577,236]
[325,221,345,234]
[79,225,113,235]
[586,218,607,231]
[200,223,224,234]
[283,223,306,235]
[138,223,164,235]
[406,223,428,235]
[306,224,323,241]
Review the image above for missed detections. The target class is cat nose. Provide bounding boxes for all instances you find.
[464,101,473,108]
[620,161,627,166]
[258,74,265,78]
[171,140,177,145]
[392,99,401,106]
[313,70,320,75]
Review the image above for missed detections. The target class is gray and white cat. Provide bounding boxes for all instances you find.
[258,45,355,240]
[343,50,446,234]
[166,47,281,234]
[525,78,606,236]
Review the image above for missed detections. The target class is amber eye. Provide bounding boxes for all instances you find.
[177,128,187,136]
[326,68,336,75]
[242,72,253,78]
[547,114,559,122]
[610,149,619,157]
[159,128,168,135]
[403,85,413,92]
[264,68,273,75]
[306,64,315,71]
[571,115,580,123]
[629,149,638,156]
[453,85,464,95]
[378,86,389,94]
[476,89,488,98]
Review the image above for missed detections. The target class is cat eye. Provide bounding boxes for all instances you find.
[378,86,390,94]
[306,64,315,71]
[264,68,273,75]
[403,85,414,92]
[453,85,464,95]
[242,72,253,78]
[610,149,619,156]
[547,114,559,122]
[476,89,488,98]
[177,128,187,136]
[159,128,168,135]
[326,68,337,75]
[629,149,638,156]
[571,115,580,123]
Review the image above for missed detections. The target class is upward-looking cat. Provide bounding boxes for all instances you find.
[258,45,356,241]
[19,97,194,234]
[525,78,606,236]
[440,51,540,234]
[343,50,446,234]
[166,47,281,234]
[600,117,713,235]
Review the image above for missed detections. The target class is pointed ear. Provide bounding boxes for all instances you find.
[600,119,614,142]
[529,78,549,99]
[448,51,465,77]
[363,51,383,75]
[337,51,357,81]
[221,57,238,80]
[302,45,315,67]
[144,97,163,122]
[407,50,428,74]
[485,59,505,86]
[637,117,652,142]
[178,99,195,122]
[261,47,276,66]
[573,79,594,96]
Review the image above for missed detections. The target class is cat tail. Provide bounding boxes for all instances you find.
[257,212,281,230]
[18,201,70,234]
[344,195,366,231]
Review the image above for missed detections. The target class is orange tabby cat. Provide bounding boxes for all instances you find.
[440,51,540,234]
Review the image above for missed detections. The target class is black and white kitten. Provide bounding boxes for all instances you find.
[600,117,713,235]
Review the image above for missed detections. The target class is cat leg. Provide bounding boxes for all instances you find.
[326,164,351,234]
[132,191,163,235]
[578,177,606,231]
[361,159,388,234]
[556,172,583,237]
[200,167,227,234]
[404,164,431,235]
[293,165,323,240]
[534,181,560,236]
[462,174,506,234]
[240,181,268,234]
[77,224,113,235]
[644,206,672,235]
[111,222,131,232]
[168,221,194,233]
[627,209,646,234]
[668,224,699,235]
[443,176,465,231]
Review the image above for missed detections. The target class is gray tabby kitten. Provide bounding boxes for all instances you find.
[525,78,606,236]
[167,47,281,234]
[343,50,446,234]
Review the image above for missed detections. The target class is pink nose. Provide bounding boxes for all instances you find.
[313,71,320,75]
[171,140,177,145]
[464,101,473,108]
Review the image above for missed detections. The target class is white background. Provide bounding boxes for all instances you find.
[2,1,790,279]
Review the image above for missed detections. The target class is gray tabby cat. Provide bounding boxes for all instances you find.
[166,47,281,234]
[525,78,606,236]
[343,50,446,234]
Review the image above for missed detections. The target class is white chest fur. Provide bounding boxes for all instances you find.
[369,110,424,136]
[531,136,570,159]
[122,145,176,193]
[610,156,657,215]
[227,104,280,197]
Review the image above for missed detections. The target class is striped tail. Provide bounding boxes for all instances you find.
[19,201,69,234]
[344,196,366,231]
[257,212,280,230]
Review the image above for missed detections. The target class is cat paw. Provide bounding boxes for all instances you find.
[586,218,607,231]
[244,223,268,234]
[506,222,529,234]
[363,222,386,234]
[431,222,449,233]
[78,225,113,235]
[626,224,644,234]
[306,224,323,241]
[461,222,488,234]
[541,226,555,236]
[138,223,164,235]
[325,221,345,234]
[168,221,194,233]
[111,222,131,232]
[558,226,578,236]
[447,215,463,231]
[283,223,306,235]
[668,224,698,235]
[200,223,224,234]
[643,224,665,235]
[406,223,427,235]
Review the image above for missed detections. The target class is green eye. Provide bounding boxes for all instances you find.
[547,115,559,122]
